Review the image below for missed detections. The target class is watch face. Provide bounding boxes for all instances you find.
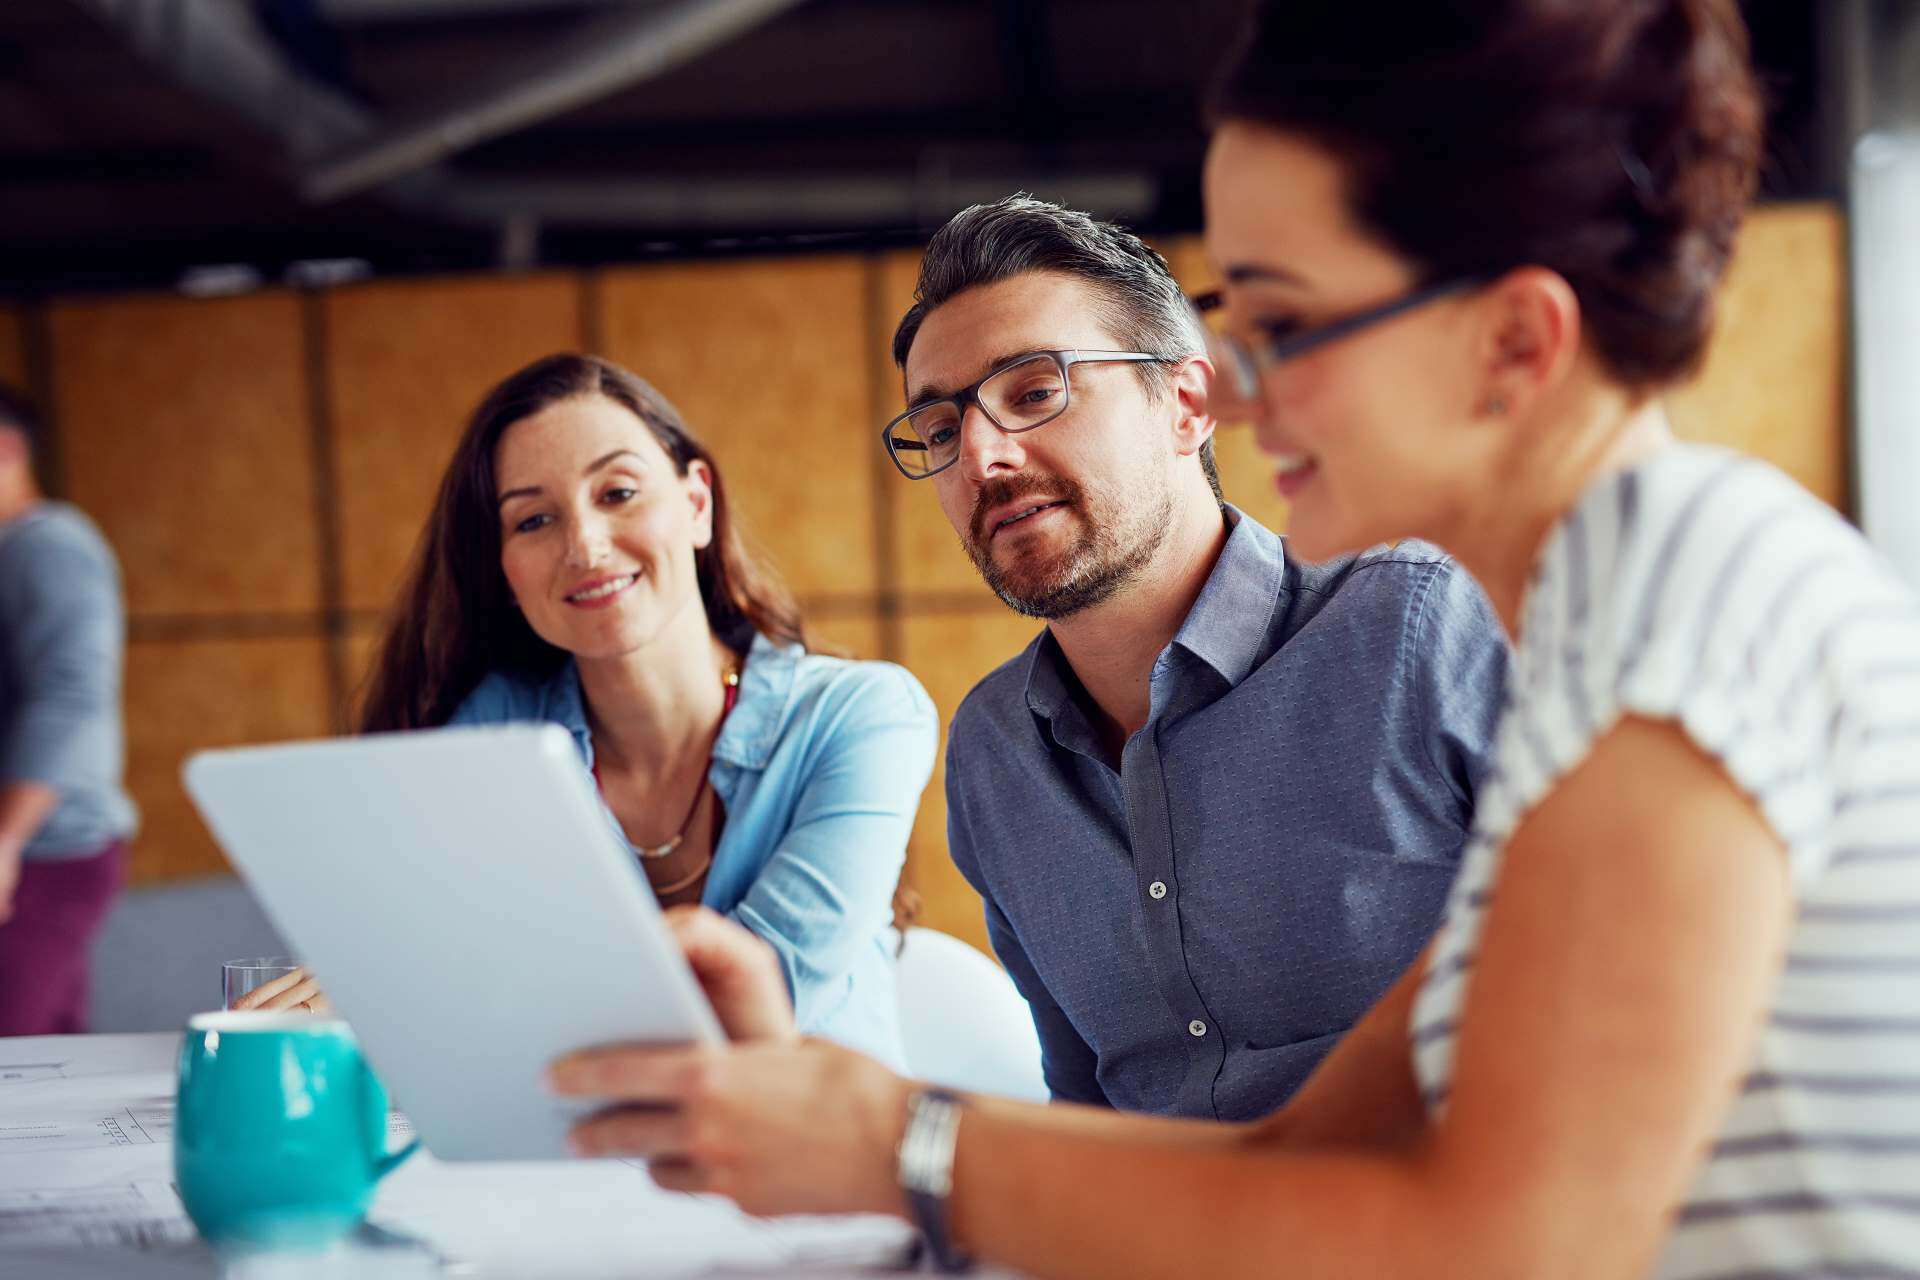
[899,1091,973,1271]
[899,1091,962,1196]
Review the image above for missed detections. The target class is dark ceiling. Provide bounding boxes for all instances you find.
[0,0,1837,297]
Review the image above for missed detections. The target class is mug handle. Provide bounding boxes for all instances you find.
[358,1061,421,1181]
[375,1136,421,1180]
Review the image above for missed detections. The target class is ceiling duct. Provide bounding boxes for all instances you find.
[301,0,811,202]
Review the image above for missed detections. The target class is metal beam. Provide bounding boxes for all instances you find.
[315,0,641,18]
[301,0,811,203]
[436,172,1159,231]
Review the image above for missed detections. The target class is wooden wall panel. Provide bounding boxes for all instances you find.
[1669,203,1848,509]
[0,306,26,390]
[899,608,1047,957]
[807,609,885,661]
[328,273,584,613]
[341,621,384,727]
[876,249,1002,603]
[124,637,333,884]
[51,291,320,618]
[341,612,884,726]
[599,257,880,601]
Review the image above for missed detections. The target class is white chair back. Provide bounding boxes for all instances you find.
[893,926,1048,1102]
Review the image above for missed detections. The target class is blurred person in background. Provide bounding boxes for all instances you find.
[0,383,136,1037]
[543,3,1920,1277]
[245,354,935,1067]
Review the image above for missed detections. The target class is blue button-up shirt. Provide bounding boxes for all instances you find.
[451,633,937,1067]
[947,507,1507,1120]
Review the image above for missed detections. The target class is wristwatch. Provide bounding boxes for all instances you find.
[896,1086,974,1273]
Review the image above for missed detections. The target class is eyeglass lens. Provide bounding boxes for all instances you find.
[1190,308,1262,426]
[887,353,1069,478]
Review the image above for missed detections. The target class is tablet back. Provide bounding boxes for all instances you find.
[183,724,723,1160]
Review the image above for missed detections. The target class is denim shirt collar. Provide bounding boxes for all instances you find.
[1166,504,1287,687]
[539,631,797,775]
[1022,504,1285,732]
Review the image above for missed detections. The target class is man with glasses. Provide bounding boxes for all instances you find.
[884,196,1508,1121]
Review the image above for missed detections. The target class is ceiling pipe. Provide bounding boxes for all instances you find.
[300,0,812,203]
[69,0,374,161]
[67,0,1155,242]
[437,173,1160,231]
[315,0,638,17]
[64,0,495,226]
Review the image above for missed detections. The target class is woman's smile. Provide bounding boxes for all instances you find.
[565,570,640,608]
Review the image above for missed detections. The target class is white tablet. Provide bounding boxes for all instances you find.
[182,724,724,1160]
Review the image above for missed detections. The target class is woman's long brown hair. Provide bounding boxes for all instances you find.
[358,353,809,732]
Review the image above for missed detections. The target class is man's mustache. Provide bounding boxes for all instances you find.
[969,474,1081,546]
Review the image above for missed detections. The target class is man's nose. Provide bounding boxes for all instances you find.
[956,402,1026,485]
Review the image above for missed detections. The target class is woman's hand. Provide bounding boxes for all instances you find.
[232,966,335,1014]
[548,1035,913,1218]
[548,905,907,1217]
[659,905,797,1043]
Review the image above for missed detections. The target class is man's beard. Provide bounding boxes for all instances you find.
[964,468,1174,620]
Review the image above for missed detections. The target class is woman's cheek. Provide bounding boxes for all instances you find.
[498,545,530,599]
[1261,357,1342,454]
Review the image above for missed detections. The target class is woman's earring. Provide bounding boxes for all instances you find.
[1483,395,1507,416]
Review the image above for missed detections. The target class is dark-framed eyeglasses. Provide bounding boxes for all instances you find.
[1190,276,1487,417]
[880,349,1168,480]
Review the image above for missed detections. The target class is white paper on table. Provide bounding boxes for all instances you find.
[0,1035,930,1277]
[0,1034,191,1251]
[0,1034,181,1084]
[368,1153,917,1279]
[0,1100,174,1155]
[0,1176,197,1251]
[0,1136,188,1253]
[0,1034,179,1155]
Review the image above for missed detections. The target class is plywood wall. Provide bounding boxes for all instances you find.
[31,202,1849,959]
[53,292,322,621]
[1667,203,1848,507]
[327,273,585,617]
[598,257,883,603]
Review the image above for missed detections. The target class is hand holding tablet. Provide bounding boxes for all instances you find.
[184,723,724,1161]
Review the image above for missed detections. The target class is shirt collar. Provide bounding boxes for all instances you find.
[539,630,795,773]
[712,631,796,771]
[1168,504,1286,687]
[1022,504,1285,725]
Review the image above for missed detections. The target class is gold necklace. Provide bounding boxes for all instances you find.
[631,663,739,861]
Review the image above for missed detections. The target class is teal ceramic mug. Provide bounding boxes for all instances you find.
[175,1011,419,1250]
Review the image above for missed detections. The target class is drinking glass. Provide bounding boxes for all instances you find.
[223,957,302,1011]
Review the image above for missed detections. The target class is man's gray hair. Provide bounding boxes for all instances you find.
[892,196,1221,500]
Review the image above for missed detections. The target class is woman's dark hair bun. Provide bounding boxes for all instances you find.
[1211,0,1763,387]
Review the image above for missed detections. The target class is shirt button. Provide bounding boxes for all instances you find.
[1188,1019,1207,1038]
[1148,880,1168,900]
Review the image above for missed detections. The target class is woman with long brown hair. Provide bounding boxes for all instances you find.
[251,353,935,1065]
[541,4,1920,1277]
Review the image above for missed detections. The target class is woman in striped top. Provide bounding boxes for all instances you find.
[538,3,1920,1276]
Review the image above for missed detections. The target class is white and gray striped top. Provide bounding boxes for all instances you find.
[1409,443,1920,1279]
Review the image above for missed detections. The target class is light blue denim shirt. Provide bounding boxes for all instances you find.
[449,633,937,1066]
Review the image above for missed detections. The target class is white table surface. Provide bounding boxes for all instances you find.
[0,1032,993,1279]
